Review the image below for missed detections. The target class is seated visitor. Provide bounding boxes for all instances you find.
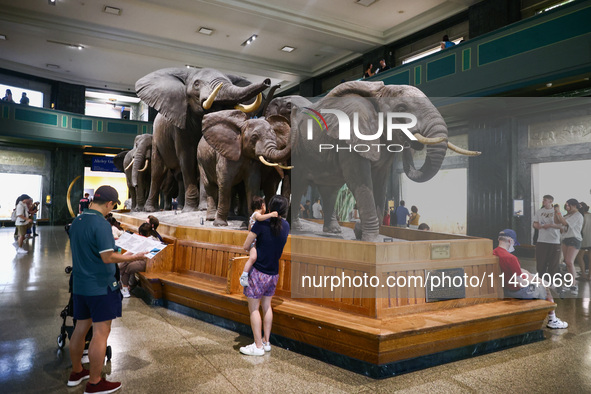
[493,229,568,329]
[118,223,162,298]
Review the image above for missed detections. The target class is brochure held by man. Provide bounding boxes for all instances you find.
[115,232,166,259]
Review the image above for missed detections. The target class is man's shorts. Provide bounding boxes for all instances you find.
[563,237,582,249]
[504,284,547,300]
[73,287,122,322]
[243,267,279,299]
[16,225,27,237]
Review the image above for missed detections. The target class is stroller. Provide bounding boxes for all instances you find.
[57,223,113,361]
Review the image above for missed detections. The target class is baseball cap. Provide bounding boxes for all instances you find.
[499,229,519,245]
[93,185,121,204]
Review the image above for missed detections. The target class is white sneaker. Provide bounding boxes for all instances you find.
[547,317,568,329]
[239,273,249,287]
[262,341,271,352]
[16,248,28,254]
[239,343,264,356]
[120,287,130,298]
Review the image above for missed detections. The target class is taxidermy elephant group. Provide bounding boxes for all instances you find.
[198,110,291,226]
[135,67,270,212]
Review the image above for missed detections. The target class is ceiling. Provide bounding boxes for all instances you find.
[0,0,480,96]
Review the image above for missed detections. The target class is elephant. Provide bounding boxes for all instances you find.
[197,110,291,226]
[113,134,179,211]
[135,67,271,212]
[290,81,479,241]
[260,95,313,203]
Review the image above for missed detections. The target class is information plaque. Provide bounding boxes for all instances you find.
[425,267,466,302]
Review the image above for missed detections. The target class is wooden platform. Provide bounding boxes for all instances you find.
[115,212,554,376]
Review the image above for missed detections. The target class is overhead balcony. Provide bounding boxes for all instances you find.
[0,101,151,149]
[367,0,591,97]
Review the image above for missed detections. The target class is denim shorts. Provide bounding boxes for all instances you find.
[563,237,582,249]
[504,284,547,300]
[73,287,122,322]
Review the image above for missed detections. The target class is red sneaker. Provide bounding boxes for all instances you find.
[84,378,122,394]
[67,368,90,387]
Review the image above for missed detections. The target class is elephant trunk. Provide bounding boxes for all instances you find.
[131,152,146,187]
[402,117,448,183]
[262,142,291,164]
[217,79,271,105]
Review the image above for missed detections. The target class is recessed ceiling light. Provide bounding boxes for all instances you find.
[47,39,84,50]
[0,34,6,40]
[546,82,553,87]
[355,0,377,7]
[241,34,258,46]
[46,64,60,70]
[103,6,122,16]
[198,27,214,35]
[281,46,295,53]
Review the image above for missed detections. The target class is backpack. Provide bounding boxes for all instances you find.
[11,208,17,222]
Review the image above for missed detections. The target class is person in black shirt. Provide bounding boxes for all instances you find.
[375,59,390,74]
[79,193,90,214]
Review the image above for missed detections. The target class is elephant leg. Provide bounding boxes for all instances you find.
[290,173,308,230]
[214,179,232,226]
[175,171,185,210]
[144,151,166,212]
[199,165,217,221]
[245,167,262,217]
[198,177,208,211]
[371,163,391,226]
[318,185,341,234]
[343,161,379,242]
[176,133,199,212]
[128,182,137,211]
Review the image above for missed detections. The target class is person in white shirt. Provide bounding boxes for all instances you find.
[312,198,323,219]
[532,195,562,277]
[13,194,33,254]
[555,198,584,296]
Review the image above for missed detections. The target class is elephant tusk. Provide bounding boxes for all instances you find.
[124,160,133,171]
[203,83,223,110]
[413,133,447,145]
[277,164,294,170]
[259,156,278,167]
[235,93,262,113]
[138,159,149,172]
[447,142,481,156]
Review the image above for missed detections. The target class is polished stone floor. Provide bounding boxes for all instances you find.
[1,226,591,393]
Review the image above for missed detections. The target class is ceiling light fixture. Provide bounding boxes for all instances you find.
[198,27,214,35]
[281,46,295,53]
[103,6,122,16]
[0,34,6,40]
[355,0,377,7]
[241,34,257,46]
[47,40,84,50]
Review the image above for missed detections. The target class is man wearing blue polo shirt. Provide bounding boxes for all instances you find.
[67,185,146,393]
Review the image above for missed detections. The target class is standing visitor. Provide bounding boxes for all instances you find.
[239,195,289,356]
[67,186,146,392]
[13,194,33,254]
[532,195,561,277]
[394,200,410,228]
[554,199,584,295]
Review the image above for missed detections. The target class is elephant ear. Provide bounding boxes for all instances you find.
[113,151,129,172]
[320,97,381,162]
[202,110,247,161]
[135,68,193,129]
[267,115,290,149]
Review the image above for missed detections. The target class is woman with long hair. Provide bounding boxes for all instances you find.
[239,195,290,356]
[555,198,584,295]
